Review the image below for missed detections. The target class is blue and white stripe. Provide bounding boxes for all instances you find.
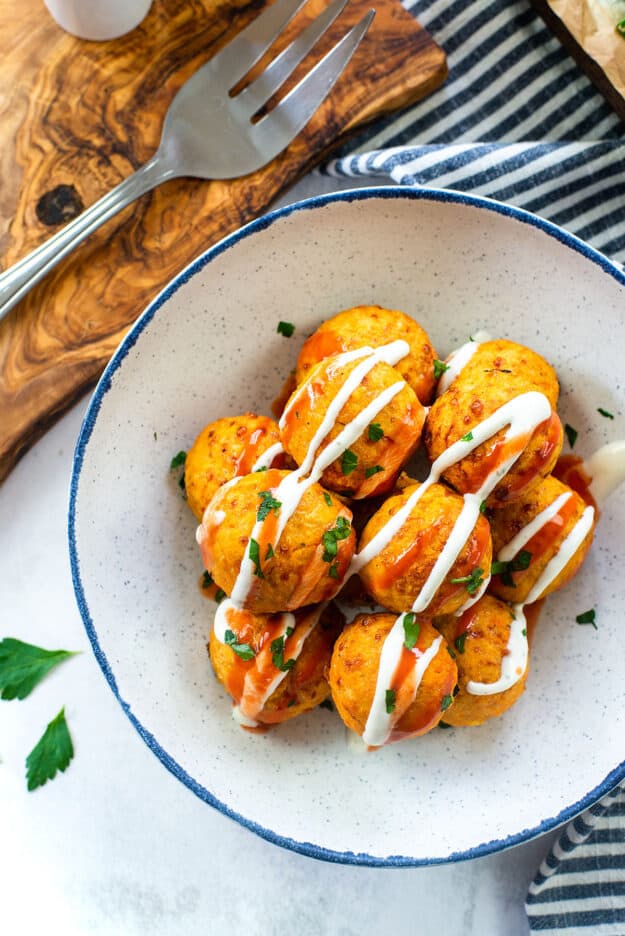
[325,0,625,263]
[526,784,625,932]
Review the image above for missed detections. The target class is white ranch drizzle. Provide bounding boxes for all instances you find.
[466,604,528,696]
[357,390,553,742]
[582,439,625,505]
[523,506,594,605]
[251,441,284,472]
[497,492,572,563]
[436,330,492,396]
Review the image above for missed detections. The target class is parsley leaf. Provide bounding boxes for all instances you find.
[328,563,339,579]
[492,550,532,581]
[321,517,352,563]
[450,567,484,596]
[598,407,614,419]
[460,431,474,442]
[565,423,578,448]
[201,571,213,589]
[454,633,467,654]
[265,543,275,560]
[385,689,396,714]
[271,635,296,672]
[341,449,358,476]
[277,321,295,337]
[618,17,625,36]
[440,694,453,712]
[257,490,282,521]
[323,492,333,507]
[170,450,186,470]
[367,423,384,442]
[365,465,384,479]
[433,359,449,380]
[576,609,597,630]
[0,638,78,701]
[215,588,227,603]
[26,708,74,792]
[402,612,420,650]
[479,500,487,514]
[248,538,264,578]
[224,629,255,660]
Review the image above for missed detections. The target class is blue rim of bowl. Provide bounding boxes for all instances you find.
[69,185,625,867]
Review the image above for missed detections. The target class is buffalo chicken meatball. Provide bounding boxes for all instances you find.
[185,413,286,520]
[295,305,439,404]
[197,469,355,612]
[281,351,425,499]
[329,613,457,745]
[209,602,342,726]
[358,481,493,616]
[435,595,528,726]
[424,339,563,506]
[488,475,595,603]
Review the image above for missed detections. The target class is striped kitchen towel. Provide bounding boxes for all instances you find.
[324,0,625,264]
[526,783,625,932]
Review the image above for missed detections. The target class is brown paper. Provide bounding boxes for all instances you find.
[547,0,625,99]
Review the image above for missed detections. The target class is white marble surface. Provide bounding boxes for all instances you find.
[0,175,560,934]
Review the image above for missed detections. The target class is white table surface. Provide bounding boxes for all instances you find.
[0,176,560,936]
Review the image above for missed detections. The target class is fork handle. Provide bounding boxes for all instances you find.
[0,153,175,323]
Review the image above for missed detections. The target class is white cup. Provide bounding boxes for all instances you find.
[43,0,153,41]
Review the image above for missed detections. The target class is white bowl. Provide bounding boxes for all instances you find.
[69,187,625,866]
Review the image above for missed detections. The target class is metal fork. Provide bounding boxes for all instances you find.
[0,0,374,322]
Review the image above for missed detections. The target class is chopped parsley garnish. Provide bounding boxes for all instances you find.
[598,407,614,419]
[257,490,282,521]
[618,17,625,36]
[479,500,487,514]
[201,571,213,589]
[565,423,578,448]
[433,359,450,380]
[341,449,358,476]
[224,629,255,661]
[402,612,420,650]
[265,544,274,560]
[248,538,264,578]
[440,694,453,712]
[26,707,74,792]
[367,422,384,442]
[447,645,456,660]
[576,608,597,630]
[323,492,333,507]
[385,689,396,714]
[328,563,339,579]
[450,567,484,596]
[254,465,268,473]
[277,321,295,337]
[321,516,352,563]
[454,633,467,654]
[460,431,474,442]
[271,635,295,672]
[153,431,157,441]
[365,465,384,479]
[287,699,296,707]
[170,450,186,469]
[0,638,78,701]
[521,628,527,637]
[492,550,532,585]
[215,588,226,603]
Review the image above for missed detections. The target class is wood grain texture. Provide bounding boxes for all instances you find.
[0,0,446,481]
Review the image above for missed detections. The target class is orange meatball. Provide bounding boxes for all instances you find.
[197,469,355,613]
[281,352,424,499]
[329,613,458,745]
[209,603,342,726]
[295,305,438,404]
[488,476,595,603]
[424,340,563,507]
[435,595,528,726]
[358,482,493,616]
[185,413,286,520]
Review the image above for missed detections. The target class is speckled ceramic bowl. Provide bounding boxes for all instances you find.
[69,187,625,866]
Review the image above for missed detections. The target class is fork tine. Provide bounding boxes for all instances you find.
[252,9,375,156]
[212,0,309,89]
[235,0,350,118]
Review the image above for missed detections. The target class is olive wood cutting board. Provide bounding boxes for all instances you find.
[0,0,446,481]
